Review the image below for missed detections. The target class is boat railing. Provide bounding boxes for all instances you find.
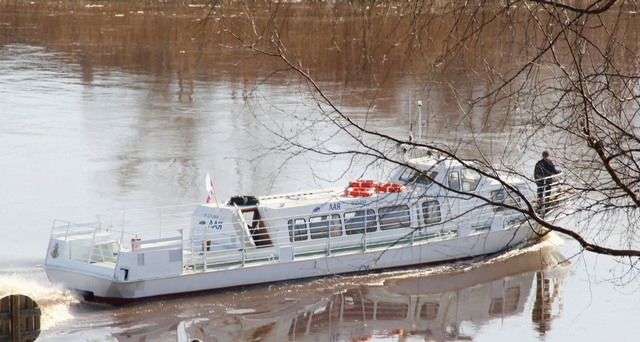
[47,204,197,266]
[528,172,574,217]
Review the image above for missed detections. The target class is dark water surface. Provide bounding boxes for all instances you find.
[1,2,638,341]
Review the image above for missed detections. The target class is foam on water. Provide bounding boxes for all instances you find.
[177,318,210,342]
[0,271,79,330]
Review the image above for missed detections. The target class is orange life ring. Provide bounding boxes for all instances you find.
[348,179,378,188]
[376,182,406,193]
[349,179,378,188]
[344,187,375,197]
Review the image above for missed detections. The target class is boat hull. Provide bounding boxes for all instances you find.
[45,223,544,306]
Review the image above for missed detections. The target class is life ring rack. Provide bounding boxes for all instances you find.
[344,187,376,197]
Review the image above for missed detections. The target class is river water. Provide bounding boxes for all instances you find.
[1,1,638,341]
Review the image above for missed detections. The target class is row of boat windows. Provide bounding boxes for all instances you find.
[287,200,442,242]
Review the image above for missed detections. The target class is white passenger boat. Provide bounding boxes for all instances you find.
[43,154,572,305]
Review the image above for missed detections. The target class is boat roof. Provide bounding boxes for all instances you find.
[257,187,345,210]
[208,155,527,212]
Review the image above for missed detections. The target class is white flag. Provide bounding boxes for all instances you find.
[205,173,215,203]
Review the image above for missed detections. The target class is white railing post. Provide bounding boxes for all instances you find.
[158,209,162,239]
[64,222,71,241]
[241,223,246,266]
[119,212,126,251]
[88,224,99,264]
[203,224,208,271]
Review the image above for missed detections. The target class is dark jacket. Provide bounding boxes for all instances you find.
[534,159,560,180]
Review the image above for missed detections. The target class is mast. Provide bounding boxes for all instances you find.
[417,100,423,143]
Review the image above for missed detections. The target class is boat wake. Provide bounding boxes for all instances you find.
[0,270,79,330]
[308,232,569,290]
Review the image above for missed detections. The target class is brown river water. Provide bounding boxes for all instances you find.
[0,1,638,341]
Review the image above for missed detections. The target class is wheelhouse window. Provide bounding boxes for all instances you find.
[344,209,377,235]
[460,168,482,191]
[378,205,411,230]
[422,200,442,224]
[288,218,308,242]
[448,172,460,190]
[398,169,437,185]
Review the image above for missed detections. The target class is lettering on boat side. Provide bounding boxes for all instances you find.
[359,265,370,272]
[350,200,366,206]
[329,203,341,211]
[207,220,223,230]
[202,213,220,219]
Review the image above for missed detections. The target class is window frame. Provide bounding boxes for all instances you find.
[448,171,460,190]
[344,209,377,235]
[460,168,482,191]
[422,200,442,224]
[378,205,411,231]
[288,218,308,242]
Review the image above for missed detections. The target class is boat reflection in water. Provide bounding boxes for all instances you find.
[178,244,568,341]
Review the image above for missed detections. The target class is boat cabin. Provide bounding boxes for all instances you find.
[187,156,530,265]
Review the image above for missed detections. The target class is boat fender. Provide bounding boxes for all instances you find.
[344,187,375,197]
[377,182,406,193]
[348,179,378,188]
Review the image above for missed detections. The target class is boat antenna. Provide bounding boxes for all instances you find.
[409,93,413,142]
[417,100,423,143]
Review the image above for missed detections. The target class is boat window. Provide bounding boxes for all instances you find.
[330,214,343,237]
[288,218,308,242]
[422,200,441,224]
[491,189,521,212]
[398,168,419,183]
[448,172,460,190]
[344,209,377,235]
[460,168,481,191]
[379,205,411,230]
[398,169,437,185]
[310,214,343,239]
[309,215,329,239]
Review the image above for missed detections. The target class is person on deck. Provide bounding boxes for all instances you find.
[534,150,561,204]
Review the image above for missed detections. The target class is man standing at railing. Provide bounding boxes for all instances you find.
[534,150,561,207]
